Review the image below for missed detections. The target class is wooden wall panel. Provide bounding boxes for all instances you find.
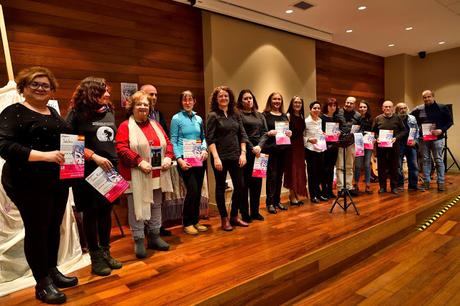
[0,0,205,125]
[316,40,384,115]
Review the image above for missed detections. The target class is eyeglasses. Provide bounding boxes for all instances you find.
[29,82,51,91]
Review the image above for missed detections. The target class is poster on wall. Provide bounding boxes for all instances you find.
[121,83,138,108]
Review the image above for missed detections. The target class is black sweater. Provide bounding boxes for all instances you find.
[0,103,70,186]
[206,110,248,161]
[410,101,453,140]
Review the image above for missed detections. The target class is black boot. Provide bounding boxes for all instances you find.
[35,276,66,304]
[49,267,78,288]
[89,249,111,276]
[101,246,123,269]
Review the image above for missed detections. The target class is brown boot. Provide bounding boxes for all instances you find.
[230,217,249,227]
[221,217,233,231]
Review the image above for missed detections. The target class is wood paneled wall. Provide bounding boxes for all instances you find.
[0,0,205,124]
[316,40,384,115]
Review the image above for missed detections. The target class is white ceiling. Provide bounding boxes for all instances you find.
[175,0,460,57]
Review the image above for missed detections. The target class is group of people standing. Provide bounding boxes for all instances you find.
[0,66,453,305]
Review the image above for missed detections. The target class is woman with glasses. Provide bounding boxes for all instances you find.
[116,90,174,257]
[67,77,122,277]
[170,90,208,235]
[0,67,77,304]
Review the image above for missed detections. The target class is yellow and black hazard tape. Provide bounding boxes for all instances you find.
[417,195,460,231]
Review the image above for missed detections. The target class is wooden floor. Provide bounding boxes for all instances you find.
[2,174,460,305]
[286,204,460,306]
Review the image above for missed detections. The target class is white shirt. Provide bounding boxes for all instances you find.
[304,115,325,152]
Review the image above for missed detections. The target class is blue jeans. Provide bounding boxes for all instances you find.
[420,139,445,184]
[354,149,372,185]
[398,144,419,188]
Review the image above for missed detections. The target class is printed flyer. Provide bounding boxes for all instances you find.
[325,122,339,142]
[252,153,269,178]
[350,124,361,133]
[150,146,164,170]
[183,139,203,167]
[378,129,393,148]
[85,167,129,203]
[120,82,138,108]
[422,123,437,141]
[60,134,85,179]
[407,128,417,145]
[275,121,290,145]
[354,133,364,157]
[363,131,375,150]
[313,134,327,151]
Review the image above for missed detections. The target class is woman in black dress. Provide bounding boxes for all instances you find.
[0,67,77,304]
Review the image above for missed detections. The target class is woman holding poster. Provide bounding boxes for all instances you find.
[116,90,174,257]
[0,67,77,304]
[67,77,122,276]
[304,101,327,203]
[320,98,339,198]
[354,100,374,194]
[170,90,208,235]
[206,86,248,231]
[236,89,267,222]
[263,92,292,214]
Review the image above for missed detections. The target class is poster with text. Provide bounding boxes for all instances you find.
[60,134,85,179]
[121,83,138,108]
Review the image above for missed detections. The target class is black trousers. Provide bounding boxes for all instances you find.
[305,149,325,199]
[242,152,263,217]
[266,150,286,207]
[377,146,400,190]
[178,165,206,226]
[3,180,68,281]
[211,158,244,218]
[322,146,338,195]
[73,180,113,252]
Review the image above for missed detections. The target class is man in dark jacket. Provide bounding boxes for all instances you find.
[333,96,361,196]
[411,90,453,191]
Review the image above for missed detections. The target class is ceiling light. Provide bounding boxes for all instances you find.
[438,41,446,45]
[285,9,294,14]
[405,27,413,31]
[358,6,367,10]
[346,29,353,33]
[388,44,395,47]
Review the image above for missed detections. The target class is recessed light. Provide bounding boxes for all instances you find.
[358,6,367,10]
[285,9,294,14]
[346,29,353,33]
[388,44,395,47]
[438,41,446,45]
[405,27,413,31]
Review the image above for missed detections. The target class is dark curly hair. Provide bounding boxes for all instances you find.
[359,99,372,120]
[236,89,259,112]
[70,77,113,117]
[209,85,236,115]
